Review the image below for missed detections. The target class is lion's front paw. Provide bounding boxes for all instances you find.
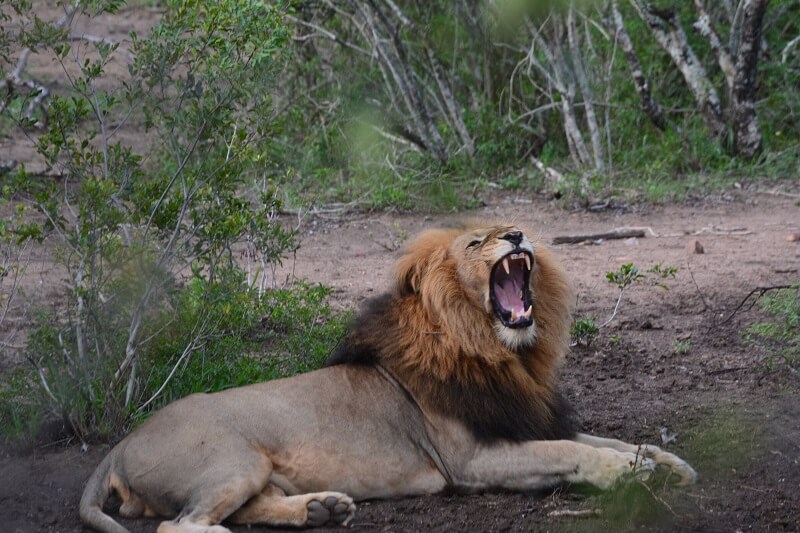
[639,445,698,486]
[306,492,356,527]
[576,448,656,490]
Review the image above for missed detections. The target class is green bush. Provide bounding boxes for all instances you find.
[137,280,349,420]
[1,277,349,440]
[571,317,599,347]
[745,285,800,369]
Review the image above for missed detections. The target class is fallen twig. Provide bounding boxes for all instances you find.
[547,508,602,519]
[706,366,747,375]
[552,228,645,245]
[690,226,752,236]
[755,188,800,200]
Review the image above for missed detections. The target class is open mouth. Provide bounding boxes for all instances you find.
[490,251,533,329]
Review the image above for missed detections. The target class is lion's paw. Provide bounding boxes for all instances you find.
[579,448,656,490]
[306,492,356,527]
[638,445,698,486]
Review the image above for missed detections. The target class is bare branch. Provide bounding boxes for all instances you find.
[607,1,666,130]
[522,15,593,172]
[567,5,604,171]
[425,47,474,156]
[630,1,725,138]
[692,0,736,91]
[285,13,370,56]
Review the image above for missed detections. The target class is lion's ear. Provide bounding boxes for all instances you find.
[394,230,452,295]
[395,252,424,295]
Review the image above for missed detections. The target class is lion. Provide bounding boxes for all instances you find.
[80,223,697,533]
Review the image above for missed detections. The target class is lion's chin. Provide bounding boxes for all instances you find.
[495,320,537,350]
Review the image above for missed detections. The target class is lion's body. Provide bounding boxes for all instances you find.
[81,224,697,533]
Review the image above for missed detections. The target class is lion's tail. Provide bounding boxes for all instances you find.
[80,449,129,533]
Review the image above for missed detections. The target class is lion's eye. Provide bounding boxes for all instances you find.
[467,239,482,249]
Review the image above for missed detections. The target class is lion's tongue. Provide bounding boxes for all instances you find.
[496,279,524,315]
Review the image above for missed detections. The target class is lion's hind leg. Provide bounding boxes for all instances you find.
[155,449,274,533]
[229,484,356,528]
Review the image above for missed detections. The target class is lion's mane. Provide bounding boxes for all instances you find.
[326,225,577,443]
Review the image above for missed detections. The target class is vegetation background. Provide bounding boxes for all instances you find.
[0,0,797,462]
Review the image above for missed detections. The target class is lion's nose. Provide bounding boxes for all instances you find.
[501,231,523,246]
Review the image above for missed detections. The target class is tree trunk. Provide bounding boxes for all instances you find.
[731,0,768,159]
[607,1,666,131]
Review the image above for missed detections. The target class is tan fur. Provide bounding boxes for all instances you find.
[81,224,696,533]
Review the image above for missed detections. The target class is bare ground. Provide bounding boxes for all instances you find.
[1,190,799,532]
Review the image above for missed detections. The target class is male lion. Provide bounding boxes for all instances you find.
[81,224,696,533]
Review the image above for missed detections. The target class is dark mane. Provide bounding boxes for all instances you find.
[325,293,577,443]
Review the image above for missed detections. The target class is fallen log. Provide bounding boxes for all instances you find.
[552,229,646,245]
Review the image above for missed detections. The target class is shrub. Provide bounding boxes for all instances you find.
[0,0,304,440]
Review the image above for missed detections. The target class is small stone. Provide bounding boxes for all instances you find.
[786,232,800,242]
[687,239,704,254]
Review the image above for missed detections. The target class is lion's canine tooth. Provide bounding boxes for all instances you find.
[511,308,518,321]
[503,258,510,274]
[523,305,532,318]
[524,255,531,271]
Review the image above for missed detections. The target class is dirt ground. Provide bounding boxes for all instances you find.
[2,3,800,532]
[1,189,799,532]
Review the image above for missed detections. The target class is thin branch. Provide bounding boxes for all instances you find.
[137,334,208,412]
[718,284,796,325]
[285,13,370,56]
[686,259,711,312]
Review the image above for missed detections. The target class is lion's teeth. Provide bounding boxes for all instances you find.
[503,258,510,274]
[511,308,518,321]
[524,255,531,271]
[523,305,532,318]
